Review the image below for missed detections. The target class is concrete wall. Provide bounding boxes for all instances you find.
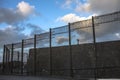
[27,40,120,78]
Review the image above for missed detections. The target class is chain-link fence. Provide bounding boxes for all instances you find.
[2,11,120,79]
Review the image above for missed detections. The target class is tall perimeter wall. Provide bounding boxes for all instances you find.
[27,40,120,78]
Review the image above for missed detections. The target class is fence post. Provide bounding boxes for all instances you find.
[68,23,73,77]
[6,45,9,73]
[18,52,19,62]
[7,47,10,72]
[34,34,37,75]
[17,51,19,74]
[21,40,24,74]
[2,45,5,73]
[5,46,8,67]
[11,43,14,74]
[49,28,52,75]
[92,16,97,80]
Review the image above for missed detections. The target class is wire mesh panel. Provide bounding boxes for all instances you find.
[23,38,34,75]
[51,25,69,47]
[35,32,50,76]
[70,19,95,78]
[51,25,70,76]
[70,19,93,45]
[2,10,120,79]
[12,42,22,74]
[94,11,120,42]
[36,32,50,48]
[94,11,120,78]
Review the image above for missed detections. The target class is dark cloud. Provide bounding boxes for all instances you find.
[0,8,25,24]
[0,26,27,48]
[56,36,69,44]
[88,0,120,14]
[70,13,120,43]
[75,21,120,43]
[26,23,45,37]
[0,1,40,62]
[0,1,35,24]
[0,23,45,48]
[60,0,120,43]
[0,1,38,48]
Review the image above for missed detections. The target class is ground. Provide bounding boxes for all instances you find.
[0,75,72,80]
[0,75,119,80]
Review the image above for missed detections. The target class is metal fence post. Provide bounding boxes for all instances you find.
[5,47,10,72]
[11,43,14,74]
[68,23,73,77]
[18,52,19,62]
[6,46,10,73]
[49,28,52,75]
[2,45,5,73]
[6,46,9,73]
[5,46,7,66]
[34,34,37,75]
[92,16,97,80]
[21,40,24,74]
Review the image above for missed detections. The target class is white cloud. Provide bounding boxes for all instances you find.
[56,13,96,23]
[75,3,90,12]
[56,13,87,23]
[115,33,120,38]
[62,0,90,12]
[62,0,73,9]
[17,1,35,16]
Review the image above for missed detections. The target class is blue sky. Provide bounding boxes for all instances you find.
[0,0,92,30]
[0,0,120,61]
[0,0,95,45]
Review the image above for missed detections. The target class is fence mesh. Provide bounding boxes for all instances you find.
[24,38,34,75]
[51,25,69,47]
[70,19,95,78]
[70,19,93,45]
[94,11,120,78]
[35,32,50,75]
[12,42,22,74]
[51,25,70,76]
[2,11,120,79]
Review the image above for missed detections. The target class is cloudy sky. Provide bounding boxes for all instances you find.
[0,0,120,61]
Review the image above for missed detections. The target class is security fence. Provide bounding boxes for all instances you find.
[2,11,120,79]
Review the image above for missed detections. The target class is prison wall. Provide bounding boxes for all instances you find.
[27,40,120,78]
